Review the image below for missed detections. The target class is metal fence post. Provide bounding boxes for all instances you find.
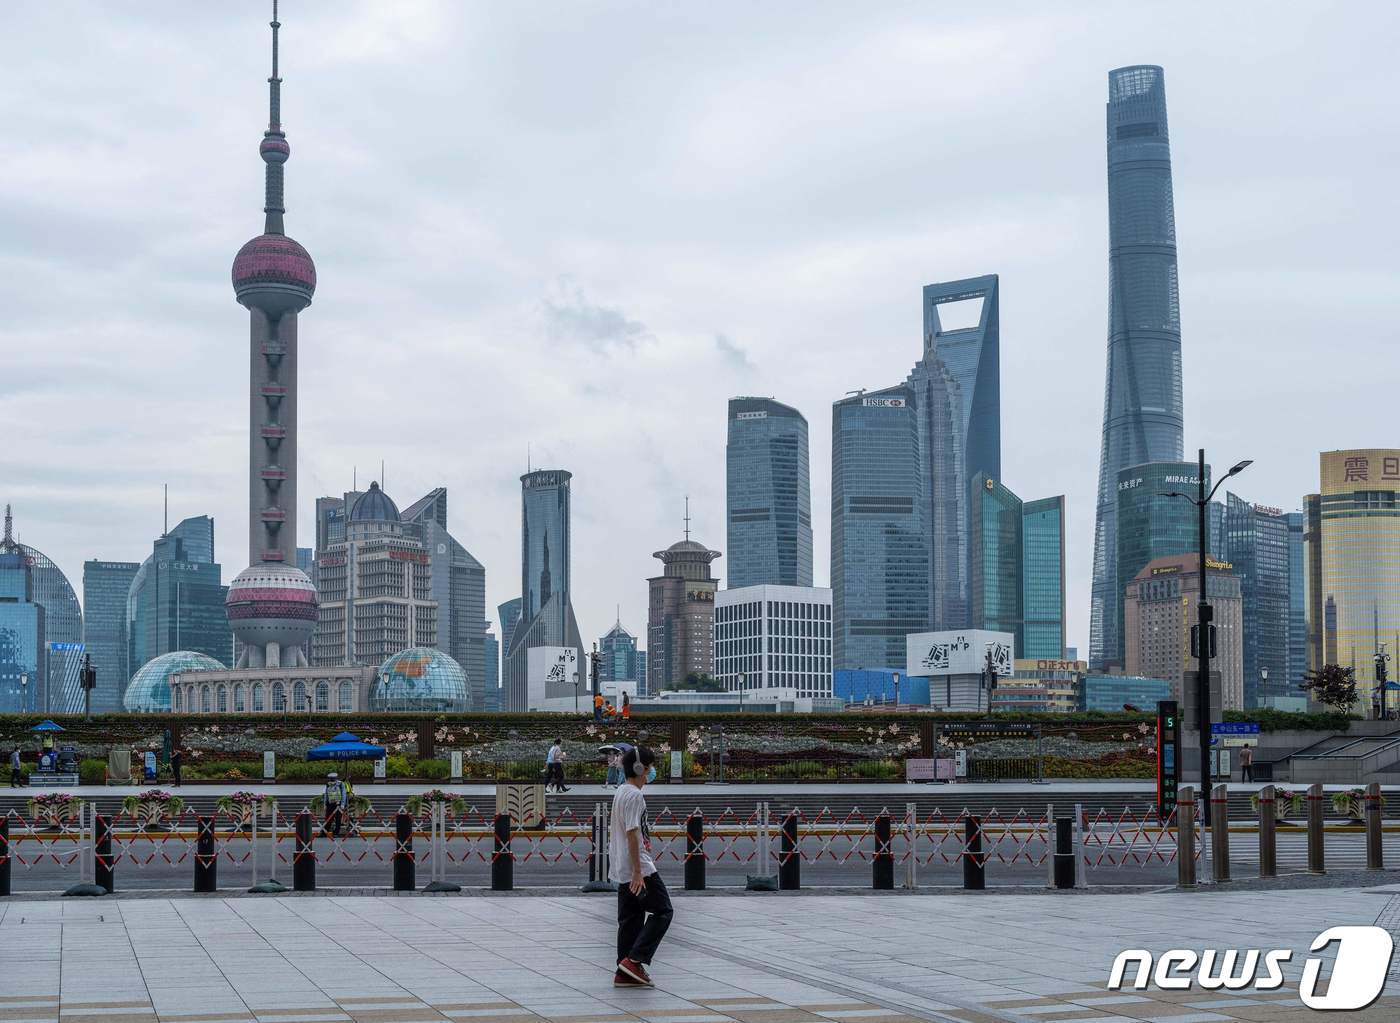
[1366,781,1383,870]
[1210,783,1230,883]
[778,811,800,890]
[873,812,893,890]
[962,816,985,890]
[1306,782,1325,874]
[1176,786,1196,888]
[1044,803,1055,888]
[194,816,217,893]
[1258,784,1276,878]
[94,813,114,893]
[904,802,917,890]
[684,812,705,891]
[393,811,415,891]
[491,812,513,890]
[293,810,316,891]
[0,816,10,897]
[1053,818,1075,888]
[1073,802,1086,888]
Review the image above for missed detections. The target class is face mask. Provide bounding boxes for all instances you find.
[645,766,657,784]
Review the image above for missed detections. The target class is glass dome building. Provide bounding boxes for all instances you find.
[124,650,226,713]
[371,647,471,712]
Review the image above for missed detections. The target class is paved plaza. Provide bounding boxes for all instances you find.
[1,887,1397,1023]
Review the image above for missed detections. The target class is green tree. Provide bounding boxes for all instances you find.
[1299,664,1357,713]
[663,672,726,693]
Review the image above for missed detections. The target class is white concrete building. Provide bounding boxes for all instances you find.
[715,584,833,699]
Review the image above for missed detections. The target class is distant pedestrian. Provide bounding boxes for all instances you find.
[1240,745,1254,783]
[545,739,569,793]
[621,692,632,721]
[610,744,671,987]
[605,749,622,788]
[9,748,23,788]
[594,691,605,721]
[170,748,183,788]
[324,772,347,835]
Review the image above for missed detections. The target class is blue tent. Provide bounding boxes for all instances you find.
[306,732,386,761]
[32,720,65,732]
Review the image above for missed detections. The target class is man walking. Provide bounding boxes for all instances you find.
[170,747,183,788]
[610,744,672,987]
[324,772,347,836]
[1240,744,1254,783]
[9,748,23,788]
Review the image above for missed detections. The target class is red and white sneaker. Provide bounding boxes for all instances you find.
[617,958,652,986]
[613,969,645,987]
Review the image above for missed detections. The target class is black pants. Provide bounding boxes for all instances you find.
[548,763,567,789]
[617,872,673,965]
[9,768,22,787]
[1242,764,1253,782]
[326,805,344,836]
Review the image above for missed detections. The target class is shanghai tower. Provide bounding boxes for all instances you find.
[1088,66,1184,669]
[224,1,320,669]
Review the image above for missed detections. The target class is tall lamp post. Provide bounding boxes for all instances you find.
[19,672,28,714]
[892,671,901,708]
[737,673,746,713]
[1162,448,1252,825]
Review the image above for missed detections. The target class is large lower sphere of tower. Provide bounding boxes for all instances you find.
[232,233,316,313]
[226,563,318,664]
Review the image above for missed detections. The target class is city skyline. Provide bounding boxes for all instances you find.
[3,5,1393,665]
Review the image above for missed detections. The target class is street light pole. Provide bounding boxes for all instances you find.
[893,671,901,708]
[737,672,745,713]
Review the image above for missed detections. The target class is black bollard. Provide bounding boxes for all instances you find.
[393,812,415,891]
[873,813,894,890]
[94,813,114,894]
[490,813,513,891]
[684,813,705,891]
[293,811,316,891]
[0,817,10,897]
[1053,817,1075,889]
[778,811,800,890]
[194,816,217,893]
[962,816,985,890]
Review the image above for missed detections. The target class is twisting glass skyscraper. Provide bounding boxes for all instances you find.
[1089,66,1185,669]
[726,397,813,589]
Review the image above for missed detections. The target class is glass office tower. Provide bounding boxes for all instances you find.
[1023,496,1067,659]
[726,397,813,588]
[1225,493,1291,708]
[82,560,140,712]
[907,275,1000,631]
[1286,511,1307,692]
[127,518,232,673]
[0,544,43,714]
[830,385,927,669]
[1113,461,1208,668]
[1090,66,1185,670]
[520,470,572,625]
[970,474,1023,651]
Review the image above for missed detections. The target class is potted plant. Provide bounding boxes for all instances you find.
[216,791,277,830]
[1250,787,1302,822]
[1330,787,1367,823]
[122,789,186,830]
[28,792,81,830]
[404,788,467,819]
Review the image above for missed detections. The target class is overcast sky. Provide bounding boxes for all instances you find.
[3,1,1398,659]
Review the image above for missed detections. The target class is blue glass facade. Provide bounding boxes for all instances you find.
[128,517,232,673]
[907,275,1000,631]
[1225,494,1291,707]
[1090,66,1186,670]
[599,620,642,684]
[970,474,1022,652]
[830,386,928,670]
[82,560,140,713]
[1286,511,1307,693]
[1022,496,1067,660]
[1082,674,1172,712]
[482,627,500,711]
[519,471,571,626]
[1112,461,1208,668]
[833,667,929,706]
[726,397,813,589]
[0,548,43,713]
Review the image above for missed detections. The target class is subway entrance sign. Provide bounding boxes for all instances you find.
[1156,700,1180,821]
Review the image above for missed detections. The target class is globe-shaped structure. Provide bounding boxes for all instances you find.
[124,650,225,713]
[225,563,318,653]
[371,647,471,712]
[232,233,316,313]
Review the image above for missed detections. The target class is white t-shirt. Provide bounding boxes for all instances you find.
[608,783,656,882]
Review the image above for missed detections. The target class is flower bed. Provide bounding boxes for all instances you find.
[122,790,185,828]
[28,792,81,828]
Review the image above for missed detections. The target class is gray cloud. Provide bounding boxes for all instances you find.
[714,333,755,371]
[540,282,651,353]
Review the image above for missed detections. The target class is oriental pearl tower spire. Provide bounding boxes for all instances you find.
[225,0,319,669]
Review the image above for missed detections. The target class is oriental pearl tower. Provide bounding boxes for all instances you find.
[225,0,318,669]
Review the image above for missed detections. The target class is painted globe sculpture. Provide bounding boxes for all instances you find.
[371,647,471,712]
[124,650,225,713]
